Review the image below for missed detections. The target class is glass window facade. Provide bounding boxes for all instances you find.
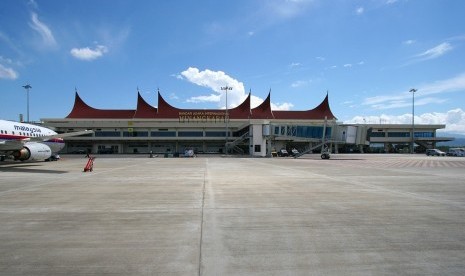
[178,131,203,137]
[415,132,434,138]
[123,131,148,137]
[151,131,176,137]
[369,132,385,137]
[273,125,332,139]
[387,132,410,137]
[95,131,120,137]
[205,131,226,137]
[295,126,332,139]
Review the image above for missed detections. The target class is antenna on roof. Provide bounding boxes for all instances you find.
[75,87,78,93]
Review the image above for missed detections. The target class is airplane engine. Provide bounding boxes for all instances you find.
[13,143,52,161]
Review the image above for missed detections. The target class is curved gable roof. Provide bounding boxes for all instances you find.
[66,92,135,119]
[64,90,337,120]
[251,92,274,119]
[273,93,337,120]
[134,92,157,118]
[229,93,251,119]
[156,92,181,118]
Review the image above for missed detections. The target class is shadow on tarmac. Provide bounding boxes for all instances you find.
[0,163,67,174]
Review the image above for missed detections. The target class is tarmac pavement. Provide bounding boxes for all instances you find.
[1,154,464,275]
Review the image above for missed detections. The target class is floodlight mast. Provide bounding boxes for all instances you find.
[221,86,233,153]
[410,88,417,154]
[22,84,32,122]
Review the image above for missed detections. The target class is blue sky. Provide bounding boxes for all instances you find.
[1,0,465,134]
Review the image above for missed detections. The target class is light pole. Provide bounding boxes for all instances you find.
[410,88,417,154]
[22,84,32,122]
[221,86,233,153]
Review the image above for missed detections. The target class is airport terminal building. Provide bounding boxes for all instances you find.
[42,91,452,156]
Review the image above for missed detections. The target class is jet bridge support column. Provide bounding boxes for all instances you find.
[267,138,272,157]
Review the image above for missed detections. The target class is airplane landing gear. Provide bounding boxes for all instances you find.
[321,152,330,159]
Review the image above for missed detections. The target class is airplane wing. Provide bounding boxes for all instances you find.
[29,129,94,142]
[0,130,93,152]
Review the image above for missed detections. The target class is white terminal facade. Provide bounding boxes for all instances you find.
[42,91,453,156]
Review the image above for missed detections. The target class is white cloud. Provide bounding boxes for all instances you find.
[70,45,108,61]
[403,39,416,45]
[417,72,465,97]
[356,7,364,15]
[363,72,465,110]
[0,56,22,67]
[289,62,301,68]
[169,93,179,100]
[386,0,398,4]
[250,95,264,109]
[186,94,221,103]
[272,102,294,110]
[291,80,311,88]
[415,42,453,60]
[345,108,465,135]
[179,67,293,110]
[29,12,57,48]
[27,0,39,9]
[344,63,352,68]
[0,64,18,79]
[265,0,314,19]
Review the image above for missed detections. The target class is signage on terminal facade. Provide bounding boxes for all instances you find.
[178,111,228,123]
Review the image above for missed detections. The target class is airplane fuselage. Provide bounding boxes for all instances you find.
[0,120,65,160]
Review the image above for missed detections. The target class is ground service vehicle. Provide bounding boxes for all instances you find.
[426,149,446,156]
[447,148,465,156]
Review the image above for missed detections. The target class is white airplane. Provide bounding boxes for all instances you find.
[0,119,93,161]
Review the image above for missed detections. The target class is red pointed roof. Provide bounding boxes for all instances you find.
[66,92,135,119]
[64,90,336,120]
[273,93,337,120]
[229,93,251,119]
[251,92,274,119]
[155,92,181,118]
[133,92,157,118]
